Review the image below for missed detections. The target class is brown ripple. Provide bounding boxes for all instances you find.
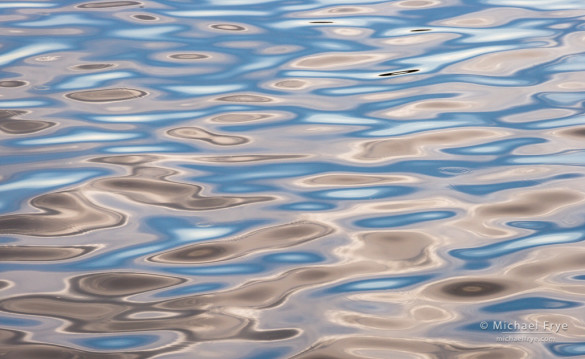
[558,126,585,138]
[0,190,125,237]
[441,280,506,297]
[399,0,437,7]
[478,189,583,217]
[71,63,116,71]
[132,14,158,21]
[353,231,432,263]
[216,94,274,103]
[0,329,140,359]
[0,290,296,346]
[0,246,95,261]
[65,88,147,102]
[424,277,520,302]
[0,119,55,135]
[210,23,247,31]
[328,6,369,13]
[210,112,275,123]
[89,154,159,166]
[168,53,209,60]
[0,296,126,322]
[0,281,9,290]
[77,1,142,8]
[0,109,27,120]
[149,221,333,264]
[0,80,27,87]
[92,167,272,210]
[73,272,185,297]
[273,79,308,89]
[158,263,371,310]
[167,127,249,146]
[0,109,54,135]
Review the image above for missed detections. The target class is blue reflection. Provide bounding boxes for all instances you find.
[452,174,582,196]
[355,211,456,228]
[443,138,546,155]
[450,230,585,264]
[326,274,434,294]
[262,252,324,264]
[306,186,415,200]
[482,297,581,313]
[548,343,585,357]
[276,202,336,211]
[77,335,159,350]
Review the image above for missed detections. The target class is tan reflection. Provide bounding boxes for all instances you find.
[304,6,374,16]
[422,277,523,302]
[272,79,309,90]
[76,1,142,9]
[73,272,185,297]
[0,246,96,261]
[351,128,506,161]
[457,48,561,77]
[383,32,459,46]
[0,109,55,135]
[396,0,441,8]
[437,7,540,28]
[194,154,305,163]
[65,88,147,102]
[290,336,528,359]
[158,262,374,310]
[447,30,585,78]
[215,94,275,103]
[209,111,292,123]
[348,231,433,264]
[167,127,249,146]
[474,166,552,181]
[503,109,577,123]
[0,80,27,87]
[89,154,160,166]
[70,63,116,71]
[0,328,138,359]
[299,174,417,186]
[92,166,272,211]
[290,53,391,69]
[507,247,585,295]
[0,190,125,237]
[384,99,476,118]
[557,126,585,139]
[457,188,584,237]
[149,221,333,264]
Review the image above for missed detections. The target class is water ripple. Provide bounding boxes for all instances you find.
[1,0,585,358]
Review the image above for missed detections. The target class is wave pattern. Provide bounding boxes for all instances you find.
[1,0,585,358]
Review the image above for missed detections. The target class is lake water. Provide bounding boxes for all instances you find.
[2,0,585,358]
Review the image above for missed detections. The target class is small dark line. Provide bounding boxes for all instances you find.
[310,21,334,24]
[379,69,420,77]
[411,28,431,32]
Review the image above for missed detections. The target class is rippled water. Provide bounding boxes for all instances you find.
[2,0,585,358]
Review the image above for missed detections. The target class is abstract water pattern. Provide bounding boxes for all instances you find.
[1,0,585,358]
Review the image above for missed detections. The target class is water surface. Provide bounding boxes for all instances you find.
[1,0,585,358]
